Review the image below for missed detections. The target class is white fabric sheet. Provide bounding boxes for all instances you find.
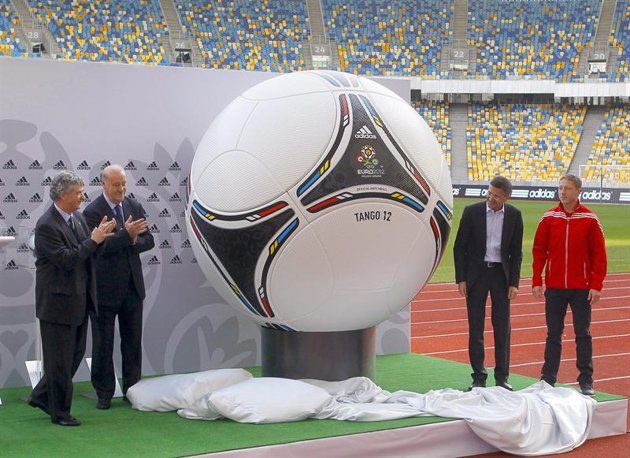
[156,373,595,456]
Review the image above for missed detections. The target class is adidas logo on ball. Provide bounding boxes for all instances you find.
[354,125,377,139]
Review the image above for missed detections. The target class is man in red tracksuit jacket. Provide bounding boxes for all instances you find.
[532,174,607,396]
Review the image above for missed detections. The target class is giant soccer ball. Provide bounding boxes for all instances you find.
[186,71,452,332]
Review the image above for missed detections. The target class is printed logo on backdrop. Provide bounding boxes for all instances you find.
[28,160,42,170]
[0,177,4,186]
[147,255,160,265]
[41,176,52,186]
[1,226,17,236]
[181,239,191,248]
[147,161,160,171]
[82,192,91,202]
[89,177,101,186]
[170,224,182,233]
[3,159,17,169]
[136,177,148,186]
[77,160,91,170]
[170,255,183,265]
[159,240,171,249]
[17,243,30,253]
[147,193,160,202]
[4,193,17,203]
[4,260,18,270]
[127,192,136,200]
[100,161,111,170]
[29,193,43,203]
[158,208,171,218]
[0,210,4,220]
[16,176,30,186]
[169,192,182,202]
[16,210,30,220]
[53,160,67,170]
[169,162,181,171]
[158,177,170,187]
[180,177,188,186]
[124,161,137,171]
[149,224,160,234]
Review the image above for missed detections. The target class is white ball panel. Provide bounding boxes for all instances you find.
[242,72,331,101]
[191,97,257,186]
[238,92,337,192]
[368,93,444,189]
[194,150,284,212]
[436,158,454,208]
[388,224,435,315]
[308,202,422,290]
[267,226,334,323]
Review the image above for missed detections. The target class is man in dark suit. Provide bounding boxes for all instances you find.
[27,171,115,426]
[83,164,154,409]
[454,176,523,391]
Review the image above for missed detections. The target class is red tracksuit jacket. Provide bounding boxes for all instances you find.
[532,202,607,291]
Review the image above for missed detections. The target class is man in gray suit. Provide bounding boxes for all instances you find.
[27,171,115,426]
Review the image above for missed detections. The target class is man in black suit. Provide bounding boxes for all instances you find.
[27,171,115,426]
[83,164,154,409]
[454,176,523,391]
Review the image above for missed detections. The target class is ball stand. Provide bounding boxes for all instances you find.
[261,326,375,381]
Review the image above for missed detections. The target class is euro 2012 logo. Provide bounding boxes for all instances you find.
[356,145,379,168]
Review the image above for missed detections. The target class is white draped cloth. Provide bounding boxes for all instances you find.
[130,372,595,456]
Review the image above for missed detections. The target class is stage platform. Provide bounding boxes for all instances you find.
[1,354,626,457]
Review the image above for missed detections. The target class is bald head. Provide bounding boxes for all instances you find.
[101,164,126,204]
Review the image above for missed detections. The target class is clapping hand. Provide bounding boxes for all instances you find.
[91,216,116,244]
[124,216,149,244]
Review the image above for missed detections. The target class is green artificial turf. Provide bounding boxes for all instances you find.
[0,354,623,457]
[430,198,630,283]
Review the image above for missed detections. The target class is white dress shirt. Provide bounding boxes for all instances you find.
[484,203,504,263]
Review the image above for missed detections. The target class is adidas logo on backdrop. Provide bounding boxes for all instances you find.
[127,192,136,200]
[158,177,170,187]
[180,177,188,186]
[148,224,160,234]
[181,239,191,248]
[16,209,30,220]
[100,161,111,170]
[170,255,182,265]
[136,177,148,186]
[4,193,17,203]
[159,240,171,249]
[169,192,182,202]
[29,160,43,170]
[77,160,91,170]
[5,260,18,270]
[41,177,52,186]
[147,161,159,171]
[2,226,17,236]
[17,243,30,253]
[354,125,377,139]
[3,160,17,169]
[147,255,160,265]
[147,193,160,202]
[169,162,181,171]
[29,193,43,203]
[89,177,101,186]
[0,210,5,220]
[53,160,67,170]
[16,176,30,186]
[158,208,171,218]
[169,224,182,233]
[124,161,137,170]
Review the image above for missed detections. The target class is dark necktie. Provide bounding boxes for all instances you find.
[114,204,124,228]
[68,215,80,240]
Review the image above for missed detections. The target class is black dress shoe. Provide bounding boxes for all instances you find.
[580,383,595,396]
[96,398,111,410]
[27,397,50,415]
[467,380,486,391]
[52,416,81,426]
[496,381,514,391]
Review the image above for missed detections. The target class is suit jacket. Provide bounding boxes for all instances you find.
[454,201,524,289]
[34,205,98,325]
[83,194,154,306]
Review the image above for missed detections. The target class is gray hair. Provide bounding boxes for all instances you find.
[490,175,513,197]
[100,164,125,182]
[49,171,84,201]
[559,173,582,189]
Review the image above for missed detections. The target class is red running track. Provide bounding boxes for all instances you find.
[411,272,630,438]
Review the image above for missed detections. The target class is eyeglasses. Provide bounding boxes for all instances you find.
[486,190,507,201]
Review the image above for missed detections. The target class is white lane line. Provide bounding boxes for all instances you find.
[421,333,630,355]
[422,275,630,293]
[412,305,630,324]
[565,375,630,385]
[412,292,630,305]
[421,283,630,295]
[511,352,630,368]
[411,318,630,339]
[412,298,630,313]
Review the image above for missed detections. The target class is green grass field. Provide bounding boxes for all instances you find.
[430,198,630,283]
